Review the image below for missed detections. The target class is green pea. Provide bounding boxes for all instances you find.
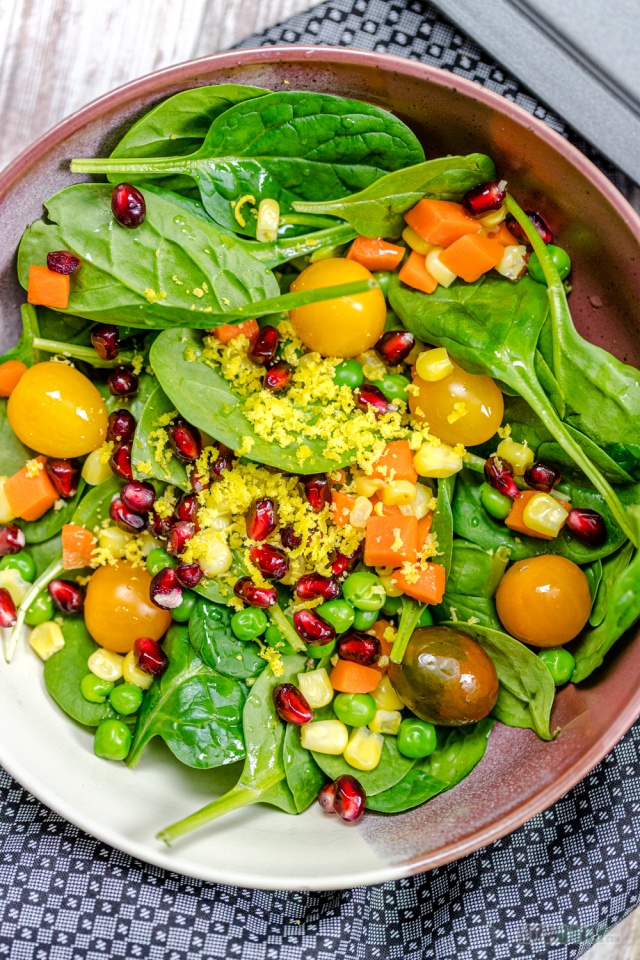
[373,271,392,297]
[342,571,386,612]
[480,482,512,520]
[94,718,132,761]
[0,551,35,583]
[333,359,364,390]
[539,647,576,685]
[109,682,144,716]
[316,599,355,634]
[416,607,434,628]
[528,244,571,283]
[306,639,337,659]
[333,692,377,727]
[24,590,55,626]
[382,595,403,617]
[378,374,410,404]
[352,607,379,631]
[80,674,114,704]
[231,607,268,641]
[170,589,197,623]
[264,622,297,655]
[397,717,437,758]
[146,547,175,576]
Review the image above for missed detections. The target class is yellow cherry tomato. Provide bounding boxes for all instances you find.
[84,561,171,654]
[289,258,386,358]
[495,555,591,647]
[409,359,504,446]
[8,362,107,458]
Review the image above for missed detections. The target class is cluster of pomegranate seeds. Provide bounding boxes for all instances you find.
[0,525,25,556]
[107,366,138,399]
[374,330,415,365]
[292,608,335,645]
[0,588,17,627]
[318,775,366,822]
[249,325,280,365]
[107,409,136,443]
[133,637,168,677]
[506,210,553,245]
[263,360,293,392]
[167,420,202,461]
[354,384,398,417]
[484,455,519,499]
[45,458,80,499]
[273,683,314,726]
[211,443,235,481]
[524,461,562,492]
[166,520,196,558]
[295,573,340,602]
[47,250,81,275]
[462,179,507,216]
[303,475,330,513]
[121,480,156,515]
[111,183,146,228]
[48,579,85,615]
[280,526,302,550]
[338,631,381,666]
[150,567,183,609]
[246,497,278,541]
[249,544,289,581]
[567,508,607,546]
[331,546,362,579]
[110,496,146,534]
[233,577,278,608]
[175,561,204,588]
[91,324,120,361]
[110,441,133,482]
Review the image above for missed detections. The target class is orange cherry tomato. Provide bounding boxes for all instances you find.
[409,360,504,446]
[84,561,171,654]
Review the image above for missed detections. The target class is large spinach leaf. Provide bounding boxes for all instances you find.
[431,476,455,576]
[311,735,415,795]
[132,381,190,490]
[283,723,326,814]
[189,597,265,680]
[433,540,502,630]
[43,619,119,727]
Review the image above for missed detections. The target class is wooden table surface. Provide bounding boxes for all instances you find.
[0,1,638,956]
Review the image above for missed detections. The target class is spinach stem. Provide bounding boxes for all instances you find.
[71,155,193,175]
[247,223,357,268]
[5,559,64,663]
[483,546,511,597]
[390,597,424,663]
[268,602,306,652]
[32,338,135,368]
[279,213,339,229]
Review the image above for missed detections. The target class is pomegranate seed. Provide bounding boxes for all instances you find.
[107,366,139,399]
[48,579,85,615]
[249,325,280,366]
[354,384,398,417]
[0,588,17,627]
[245,497,278,541]
[45,458,80,499]
[338,631,380,666]
[91,324,120,361]
[47,250,81,275]
[211,443,235,481]
[150,567,183,609]
[462,179,507,216]
[133,637,168,677]
[374,330,415,365]
[318,782,336,813]
[174,494,197,524]
[249,544,289,581]
[303,475,330,513]
[293,609,336,645]
[264,360,293,392]
[333,774,366,822]
[506,210,553,245]
[331,546,362,579]
[111,182,146,228]
[121,480,156,515]
[484,455,519,499]
[295,573,340,602]
[280,526,302,550]
[566,508,607,546]
[175,561,204,588]
[107,409,136,443]
[524,461,562,493]
[273,683,314,725]
[110,441,133,481]
[166,520,196,558]
[147,509,174,542]
[167,420,202,462]
[233,577,278,608]
[0,524,25,556]
[109,496,146,534]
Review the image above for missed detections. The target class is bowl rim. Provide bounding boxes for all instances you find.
[1,44,640,890]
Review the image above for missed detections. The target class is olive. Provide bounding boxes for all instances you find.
[388,626,499,725]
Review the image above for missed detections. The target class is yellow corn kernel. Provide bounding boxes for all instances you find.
[380,480,416,506]
[300,719,348,755]
[372,674,405,711]
[379,574,404,598]
[402,225,435,256]
[349,496,373,529]
[479,205,507,229]
[0,477,15,523]
[343,726,384,771]
[0,568,30,605]
[354,475,386,498]
[522,492,569,538]
[496,438,534,476]
[297,667,333,708]
[399,482,434,520]
[137,530,157,557]
[256,198,280,243]
[415,347,454,382]
[185,529,233,577]
[98,526,132,560]
[88,647,124,682]
[369,709,402,735]
[123,649,154,690]
[413,442,463,478]
[496,244,528,281]
[29,621,65,661]
[426,248,457,288]
[82,449,114,486]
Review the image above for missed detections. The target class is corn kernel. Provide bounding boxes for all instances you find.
[137,530,157,557]
[413,442,463,478]
[379,574,404,597]
[479,205,507,229]
[349,496,373,529]
[402,225,435,256]
[0,478,15,523]
[415,347,454,382]
[369,709,402,735]
[98,526,132,559]
[123,649,154,690]
[426,248,456,288]
[522,492,569,538]
[380,480,416,506]
[372,674,405,711]
[496,244,528,280]
[0,568,31,605]
[496,438,534,476]
[297,667,333,708]
[398,482,433,520]
[343,726,384,771]
[354,475,386,498]
[256,198,280,243]
[29,621,65,661]
[185,529,233,577]
[82,449,114,486]
[88,647,124,681]
[300,719,348,755]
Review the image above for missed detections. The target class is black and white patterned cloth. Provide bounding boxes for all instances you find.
[2,3,639,958]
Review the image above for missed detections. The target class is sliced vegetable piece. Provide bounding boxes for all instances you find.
[371,440,418,485]
[505,490,570,540]
[5,456,58,521]
[398,251,438,294]
[61,523,96,570]
[330,658,381,694]
[364,514,418,567]
[346,236,404,272]
[391,562,446,604]
[404,199,481,246]
[0,360,27,397]
[27,265,70,309]
[439,234,504,283]
[212,319,259,344]
[330,490,357,527]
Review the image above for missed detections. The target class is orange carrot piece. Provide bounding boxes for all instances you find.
[398,251,438,294]
[505,491,571,540]
[329,468,348,487]
[391,562,446,604]
[330,490,357,528]
[439,234,504,283]
[27,266,70,309]
[489,222,519,246]
[371,440,418,484]
[62,523,96,570]
[212,319,259,344]
[369,495,403,517]
[5,456,58,521]
[417,512,434,550]
[368,619,394,673]
[0,360,27,397]
[404,199,481,246]
[346,236,405,272]
[364,514,418,567]
[330,659,381,694]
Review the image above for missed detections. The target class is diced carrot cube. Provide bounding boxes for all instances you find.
[364,514,418,567]
[62,523,96,569]
[398,251,438,294]
[346,236,405,272]
[439,234,504,282]
[0,360,27,397]
[489,222,519,246]
[27,266,70,309]
[371,440,418,484]
[330,490,357,528]
[404,199,481,247]
[5,456,58,521]
[212,319,259,344]
[417,512,434,550]
[369,496,403,517]
[505,490,571,540]
[368,618,394,673]
[391,562,446,604]
[330,659,381,694]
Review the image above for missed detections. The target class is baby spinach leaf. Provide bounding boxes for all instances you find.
[0,398,32,477]
[589,541,634,627]
[492,686,545,733]
[43,619,118,727]
[0,304,42,368]
[20,480,86,544]
[132,382,190,490]
[30,533,63,577]
[127,624,246,769]
[72,476,122,531]
[282,723,326,814]
[367,719,494,813]
[433,540,502,630]
[292,154,496,238]
[431,476,455,576]
[72,91,425,237]
[584,559,603,604]
[189,597,265,680]
[311,735,415,795]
